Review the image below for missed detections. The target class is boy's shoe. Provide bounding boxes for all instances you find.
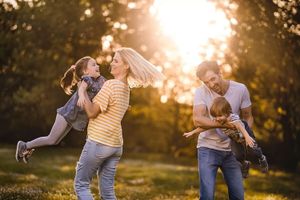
[241,160,251,178]
[22,149,35,164]
[259,155,268,173]
[15,141,27,162]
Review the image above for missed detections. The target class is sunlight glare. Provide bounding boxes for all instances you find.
[152,0,232,71]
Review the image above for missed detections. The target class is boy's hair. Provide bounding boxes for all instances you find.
[210,96,232,117]
[196,61,220,80]
[60,56,92,95]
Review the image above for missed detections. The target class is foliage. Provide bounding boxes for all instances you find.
[1,0,300,171]
[0,0,109,138]
[224,0,300,171]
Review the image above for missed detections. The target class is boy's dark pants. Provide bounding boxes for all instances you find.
[231,121,263,163]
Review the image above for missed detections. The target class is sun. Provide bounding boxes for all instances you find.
[151,0,234,72]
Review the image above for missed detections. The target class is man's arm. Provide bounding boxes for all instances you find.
[193,104,233,129]
[240,106,254,128]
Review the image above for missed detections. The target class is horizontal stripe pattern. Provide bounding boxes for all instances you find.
[87,79,130,147]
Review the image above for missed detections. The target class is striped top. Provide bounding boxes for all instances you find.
[87,79,130,147]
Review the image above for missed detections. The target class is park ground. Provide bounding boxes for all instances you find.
[0,145,299,200]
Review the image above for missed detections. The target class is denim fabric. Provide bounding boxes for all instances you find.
[57,76,106,131]
[231,121,263,162]
[242,120,254,138]
[74,139,122,200]
[198,147,244,200]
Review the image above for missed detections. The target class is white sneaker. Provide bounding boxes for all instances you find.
[15,141,27,162]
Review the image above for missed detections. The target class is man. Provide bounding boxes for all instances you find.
[193,61,253,200]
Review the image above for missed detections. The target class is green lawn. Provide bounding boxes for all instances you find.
[0,146,299,200]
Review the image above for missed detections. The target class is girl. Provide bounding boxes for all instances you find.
[74,47,165,200]
[184,96,268,178]
[16,56,106,163]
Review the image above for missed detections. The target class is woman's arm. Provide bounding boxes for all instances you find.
[83,92,101,119]
[77,81,101,119]
[77,81,86,108]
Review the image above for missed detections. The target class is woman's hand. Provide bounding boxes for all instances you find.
[77,95,86,108]
[78,80,88,90]
[77,81,88,108]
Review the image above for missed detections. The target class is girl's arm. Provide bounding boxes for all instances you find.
[183,127,206,138]
[231,121,255,147]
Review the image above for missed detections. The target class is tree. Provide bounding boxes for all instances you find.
[227,0,300,171]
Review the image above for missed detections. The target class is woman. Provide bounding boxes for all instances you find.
[74,47,164,200]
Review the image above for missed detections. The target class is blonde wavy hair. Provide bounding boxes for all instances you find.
[115,47,165,88]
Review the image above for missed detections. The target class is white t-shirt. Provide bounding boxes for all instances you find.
[193,80,251,151]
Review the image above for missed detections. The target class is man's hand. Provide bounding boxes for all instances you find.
[223,122,236,130]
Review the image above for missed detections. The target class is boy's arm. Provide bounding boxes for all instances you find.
[232,120,255,147]
[183,127,205,138]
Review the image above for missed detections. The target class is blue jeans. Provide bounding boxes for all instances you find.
[198,147,244,200]
[74,139,122,200]
[231,121,263,163]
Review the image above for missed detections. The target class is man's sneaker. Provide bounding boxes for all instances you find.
[259,155,268,173]
[15,141,27,162]
[22,149,35,164]
[241,160,251,178]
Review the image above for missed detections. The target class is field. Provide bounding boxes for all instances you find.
[0,146,299,200]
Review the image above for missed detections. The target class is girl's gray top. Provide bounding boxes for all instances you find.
[57,76,106,131]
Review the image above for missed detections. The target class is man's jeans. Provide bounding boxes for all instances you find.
[74,139,122,200]
[198,147,244,200]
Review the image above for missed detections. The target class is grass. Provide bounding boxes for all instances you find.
[0,145,299,200]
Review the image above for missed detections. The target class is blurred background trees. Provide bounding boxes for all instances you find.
[1,0,299,171]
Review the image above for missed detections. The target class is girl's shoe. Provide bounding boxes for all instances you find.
[15,141,27,162]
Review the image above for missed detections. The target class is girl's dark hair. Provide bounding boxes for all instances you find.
[210,96,232,117]
[60,56,92,95]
